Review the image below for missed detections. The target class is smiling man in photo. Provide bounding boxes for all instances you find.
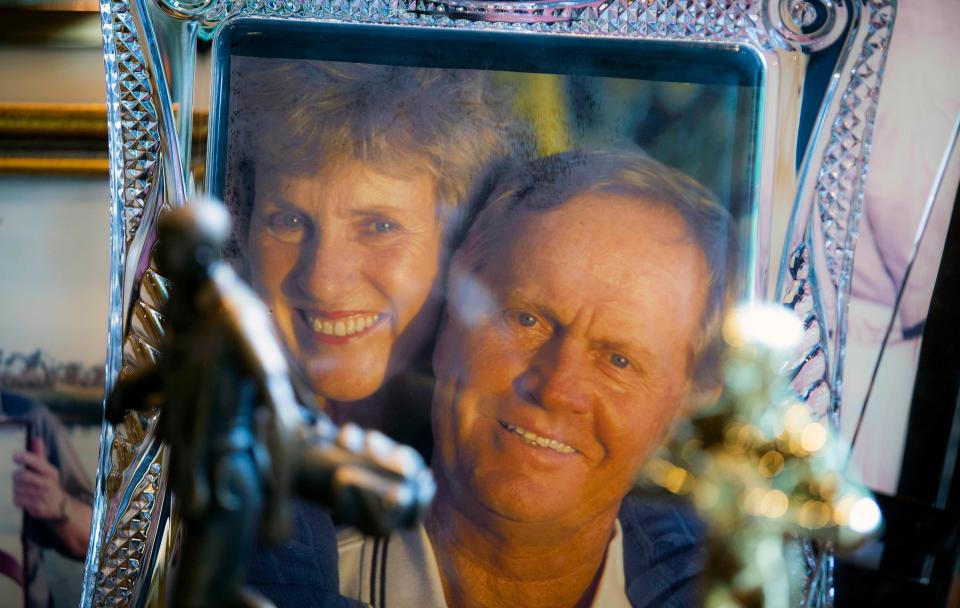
[338,149,733,607]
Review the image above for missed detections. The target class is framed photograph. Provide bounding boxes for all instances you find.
[87,1,899,606]
[208,23,763,605]
[0,420,29,608]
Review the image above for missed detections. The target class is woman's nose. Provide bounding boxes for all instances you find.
[294,231,362,301]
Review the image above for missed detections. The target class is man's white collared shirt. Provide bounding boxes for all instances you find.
[337,521,630,607]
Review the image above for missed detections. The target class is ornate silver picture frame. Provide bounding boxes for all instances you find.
[85,1,896,606]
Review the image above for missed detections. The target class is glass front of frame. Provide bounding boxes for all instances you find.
[211,20,764,604]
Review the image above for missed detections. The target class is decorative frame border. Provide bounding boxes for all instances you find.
[83,1,896,606]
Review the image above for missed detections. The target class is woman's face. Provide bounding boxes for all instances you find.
[248,157,444,402]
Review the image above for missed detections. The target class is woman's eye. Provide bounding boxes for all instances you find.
[265,212,309,242]
[610,353,631,369]
[273,214,301,229]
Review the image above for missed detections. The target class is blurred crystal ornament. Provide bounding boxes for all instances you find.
[642,303,881,608]
[723,304,804,352]
[789,1,818,28]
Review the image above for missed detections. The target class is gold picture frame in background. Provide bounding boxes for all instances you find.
[0,104,206,178]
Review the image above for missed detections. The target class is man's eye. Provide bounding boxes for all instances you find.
[610,353,631,369]
[372,221,397,233]
[503,310,549,340]
[361,219,401,236]
[517,312,538,328]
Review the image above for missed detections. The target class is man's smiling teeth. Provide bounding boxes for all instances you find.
[308,313,380,337]
[499,421,576,454]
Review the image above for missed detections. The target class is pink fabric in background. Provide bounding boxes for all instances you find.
[841,0,960,495]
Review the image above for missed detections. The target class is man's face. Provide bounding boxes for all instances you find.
[432,194,710,527]
[248,158,444,402]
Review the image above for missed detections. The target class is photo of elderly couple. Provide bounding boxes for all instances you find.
[221,50,756,608]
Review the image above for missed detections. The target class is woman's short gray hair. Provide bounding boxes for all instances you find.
[224,58,515,255]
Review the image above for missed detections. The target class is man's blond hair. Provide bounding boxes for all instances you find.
[453,149,737,395]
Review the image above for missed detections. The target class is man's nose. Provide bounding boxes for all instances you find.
[294,231,361,300]
[518,339,594,415]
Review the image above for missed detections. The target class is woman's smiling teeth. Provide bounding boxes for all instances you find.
[499,421,576,454]
[306,313,380,337]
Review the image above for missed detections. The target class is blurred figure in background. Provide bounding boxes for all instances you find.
[4,390,93,608]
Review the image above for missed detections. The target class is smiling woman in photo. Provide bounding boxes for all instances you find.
[226,59,519,606]
[227,59,515,446]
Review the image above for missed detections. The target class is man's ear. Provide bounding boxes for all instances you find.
[445,264,495,328]
[438,202,463,243]
[684,382,724,416]
[432,308,451,370]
